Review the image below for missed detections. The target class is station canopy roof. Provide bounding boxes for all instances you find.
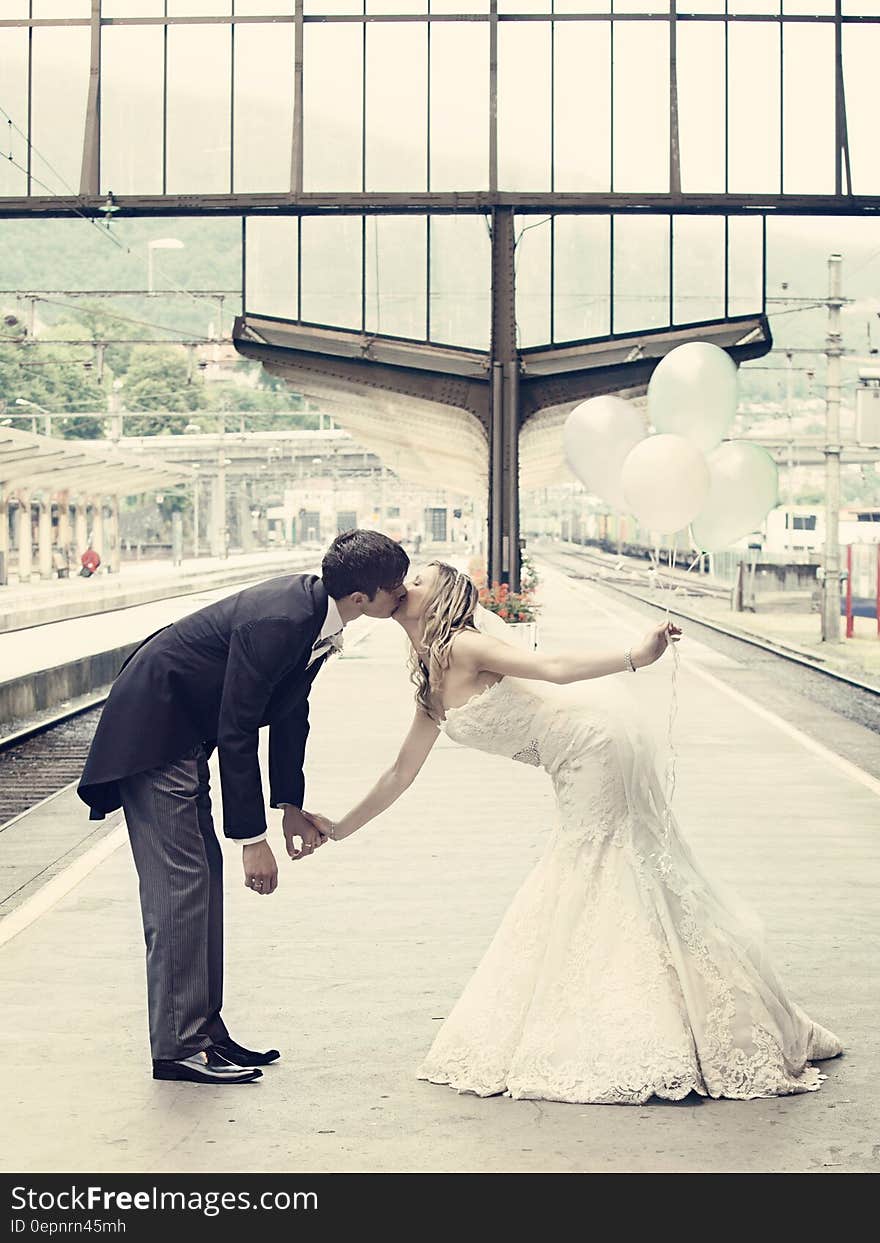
[0,426,196,500]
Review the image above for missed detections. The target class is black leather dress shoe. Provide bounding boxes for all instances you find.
[152,1047,262,1084]
[212,1037,281,1067]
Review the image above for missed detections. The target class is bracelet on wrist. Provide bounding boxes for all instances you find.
[623,647,637,673]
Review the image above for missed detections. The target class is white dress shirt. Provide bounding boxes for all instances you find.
[239,596,344,847]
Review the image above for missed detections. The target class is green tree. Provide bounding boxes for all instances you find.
[0,319,106,437]
[122,345,205,436]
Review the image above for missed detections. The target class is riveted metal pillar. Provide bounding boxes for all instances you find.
[80,0,102,197]
[489,207,520,591]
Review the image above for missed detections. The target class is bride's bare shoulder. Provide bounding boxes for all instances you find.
[448,625,489,666]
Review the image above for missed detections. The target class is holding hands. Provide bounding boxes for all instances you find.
[282,805,333,860]
[241,807,338,896]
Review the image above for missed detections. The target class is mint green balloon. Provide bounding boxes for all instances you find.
[691,441,779,552]
[648,342,738,453]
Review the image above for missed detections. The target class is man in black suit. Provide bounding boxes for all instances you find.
[78,529,409,1085]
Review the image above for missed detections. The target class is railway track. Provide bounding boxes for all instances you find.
[0,699,105,825]
[537,543,880,745]
[543,542,879,691]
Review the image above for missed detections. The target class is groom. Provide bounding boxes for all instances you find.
[77,529,409,1085]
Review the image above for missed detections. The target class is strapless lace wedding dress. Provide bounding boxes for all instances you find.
[416,675,842,1105]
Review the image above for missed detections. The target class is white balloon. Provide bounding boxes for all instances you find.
[621,434,710,534]
[563,396,646,511]
[648,342,738,453]
[691,441,779,552]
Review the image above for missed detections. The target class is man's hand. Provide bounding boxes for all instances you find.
[242,841,278,895]
[282,805,329,861]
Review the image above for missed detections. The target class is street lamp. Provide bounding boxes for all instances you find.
[147,238,185,294]
[14,397,51,436]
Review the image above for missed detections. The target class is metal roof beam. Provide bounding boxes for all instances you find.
[1,193,880,219]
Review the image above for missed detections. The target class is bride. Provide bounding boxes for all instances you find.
[308,561,842,1105]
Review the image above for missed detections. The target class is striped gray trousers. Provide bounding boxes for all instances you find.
[119,744,230,1061]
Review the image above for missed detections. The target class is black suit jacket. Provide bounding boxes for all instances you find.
[77,573,332,840]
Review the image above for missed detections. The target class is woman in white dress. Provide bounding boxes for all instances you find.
[312,562,842,1105]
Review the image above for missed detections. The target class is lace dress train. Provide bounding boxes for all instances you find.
[416,677,842,1105]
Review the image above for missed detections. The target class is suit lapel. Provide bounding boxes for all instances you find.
[310,577,330,641]
[300,577,332,674]
[292,575,329,663]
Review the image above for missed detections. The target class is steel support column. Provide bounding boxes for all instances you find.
[821,253,844,643]
[80,0,102,197]
[489,207,520,591]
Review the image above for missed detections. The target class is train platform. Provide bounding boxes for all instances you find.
[0,560,877,1173]
[0,550,319,732]
[0,547,321,633]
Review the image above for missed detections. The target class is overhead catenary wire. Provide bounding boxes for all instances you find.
[20,295,214,342]
[1,101,215,317]
[1,110,129,254]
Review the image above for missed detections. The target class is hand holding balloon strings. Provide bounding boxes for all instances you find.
[563,340,781,874]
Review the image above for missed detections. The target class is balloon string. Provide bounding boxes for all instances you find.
[648,534,696,876]
[660,615,680,875]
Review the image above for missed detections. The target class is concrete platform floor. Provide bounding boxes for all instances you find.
[0,561,877,1173]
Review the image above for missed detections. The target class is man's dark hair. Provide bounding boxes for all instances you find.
[321,529,409,600]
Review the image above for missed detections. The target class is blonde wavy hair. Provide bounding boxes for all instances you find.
[407,561,479,720]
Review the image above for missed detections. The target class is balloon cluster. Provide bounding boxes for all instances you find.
[563,342,779,552]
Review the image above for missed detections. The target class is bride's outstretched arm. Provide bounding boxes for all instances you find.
[457,621,682,685]
[305,708,440,842]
